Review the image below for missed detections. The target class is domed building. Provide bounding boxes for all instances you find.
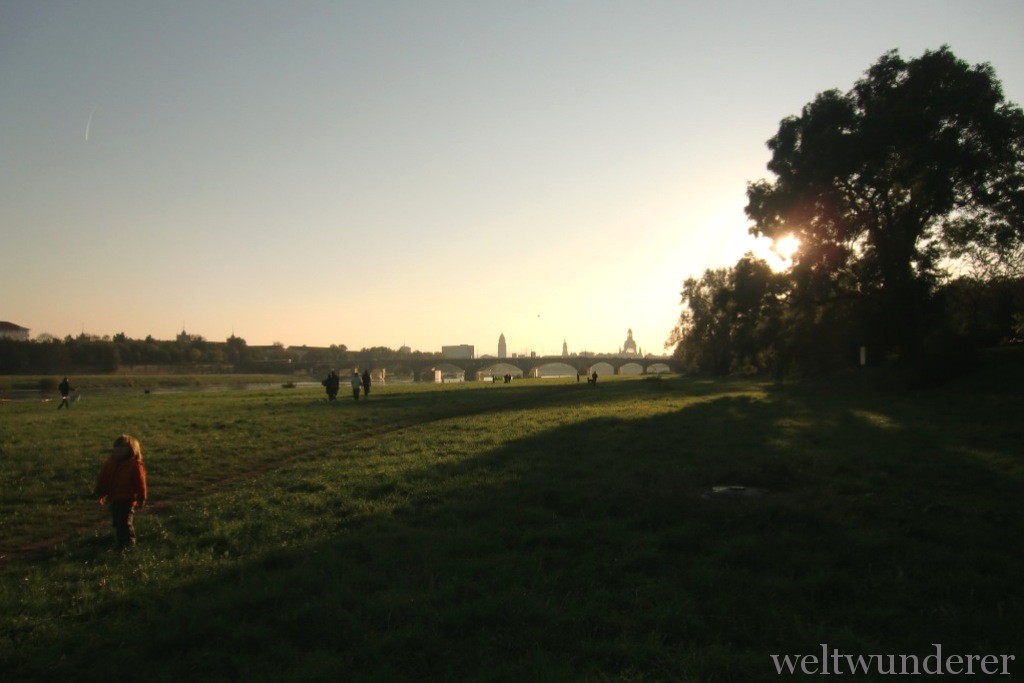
[621,328,638,356]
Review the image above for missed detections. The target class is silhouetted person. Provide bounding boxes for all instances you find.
[58,376,75,409]
[322,371,340,401]
[361,369,371,397]
[588,371,598,384]
[350,371,362,401]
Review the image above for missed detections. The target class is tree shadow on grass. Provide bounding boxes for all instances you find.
[1,377,745,562]
[5,383,1022,681]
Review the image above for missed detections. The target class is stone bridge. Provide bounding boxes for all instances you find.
[311,355,680,382]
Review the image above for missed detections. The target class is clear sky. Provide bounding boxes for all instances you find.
[3,1,1023,356]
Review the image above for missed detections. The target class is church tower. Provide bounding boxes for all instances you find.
[622,328,638,356]
[562,339,568,357]
[498,333,507,358]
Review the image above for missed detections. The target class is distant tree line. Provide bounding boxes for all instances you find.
[0,333,242,374]
[670,47,1024,380]
[0,332,436,375]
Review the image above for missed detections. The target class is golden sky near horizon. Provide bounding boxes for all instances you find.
[3,1,1023,356]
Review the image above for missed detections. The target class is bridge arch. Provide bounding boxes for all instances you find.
[476,362,526,380]
[531,362,579,378]
[418,362,466,382]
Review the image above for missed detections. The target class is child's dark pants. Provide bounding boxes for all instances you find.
[110,501,136,547]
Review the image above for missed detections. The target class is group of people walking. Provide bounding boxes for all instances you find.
[322,369,371,401]
[73,363,600,550]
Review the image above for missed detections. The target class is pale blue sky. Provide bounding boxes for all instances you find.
[3,1,1022,355]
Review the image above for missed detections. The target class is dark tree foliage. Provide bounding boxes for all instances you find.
[0,335,244,374]
[224,335,252,365]
[0,335,447,375]
[937,276,1024,347]
[669,255,787,375]
[673,48,1024,377]
[669,267,731,375]
[745,46,1024,360]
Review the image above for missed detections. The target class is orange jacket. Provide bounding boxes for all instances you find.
[94,454,148,504]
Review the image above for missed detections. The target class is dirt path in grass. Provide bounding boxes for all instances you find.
[1,384,592,569]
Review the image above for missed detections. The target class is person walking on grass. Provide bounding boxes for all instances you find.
[57,376,75,409]
[351,370,362,401]
[93,434,148,548]
[322,370,340,401]
[361,369,371,398]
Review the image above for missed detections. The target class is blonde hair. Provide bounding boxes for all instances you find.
[113,434,143,462]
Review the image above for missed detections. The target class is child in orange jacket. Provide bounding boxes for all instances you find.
[94,434,148,548]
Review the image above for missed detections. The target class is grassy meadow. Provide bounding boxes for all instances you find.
[0,372,303,393]
[1,358,1022,681]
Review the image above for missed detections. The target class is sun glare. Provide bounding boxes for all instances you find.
[773,235,800,261]
[750,233,801,272]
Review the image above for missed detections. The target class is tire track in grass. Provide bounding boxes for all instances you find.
[0,383,597,568]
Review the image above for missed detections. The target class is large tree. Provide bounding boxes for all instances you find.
[745,47,1024,359]
[669,255,786,375]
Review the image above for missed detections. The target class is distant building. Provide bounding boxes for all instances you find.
[498,333,506,358]
[562,339,568,357]
[177,328,198,344]
[442,344,474,359]
[0,321,30,341]
[622,328,638,356]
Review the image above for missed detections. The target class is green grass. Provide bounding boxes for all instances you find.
[0,372,303,392]
[1,365,1022,681]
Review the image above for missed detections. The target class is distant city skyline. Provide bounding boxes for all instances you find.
[15,323,658,359]
[3,2,1022,356]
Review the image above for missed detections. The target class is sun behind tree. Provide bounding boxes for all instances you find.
[745,45,1024,360]
[772,235,800,262]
